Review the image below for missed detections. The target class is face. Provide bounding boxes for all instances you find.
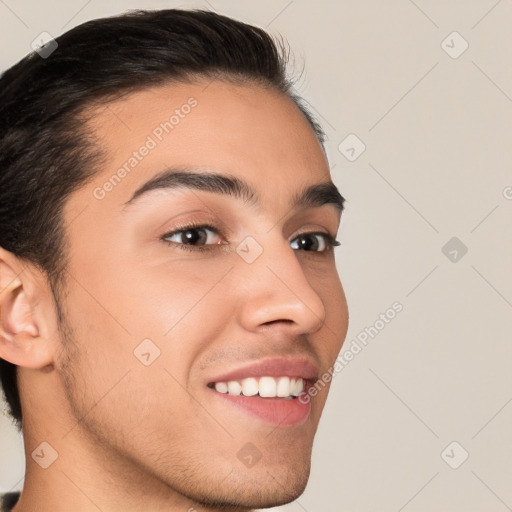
[54,79,348,509]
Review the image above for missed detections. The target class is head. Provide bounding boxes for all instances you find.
[0,9,348,510]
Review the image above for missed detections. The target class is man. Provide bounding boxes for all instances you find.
[0,8,348,511]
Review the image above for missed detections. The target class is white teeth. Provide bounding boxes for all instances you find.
[296,378,305,395]
[290,378,304,397]
[241,378,259,396]
[259,376,277,397]
[227,380,242,396]
[276,376,290,397]
[214,382,228,394]
[212,376,304,398]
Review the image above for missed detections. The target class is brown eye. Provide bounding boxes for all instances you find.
[290,233,340,252]
[163,225,221,246]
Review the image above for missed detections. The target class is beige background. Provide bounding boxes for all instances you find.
[1,1,511,510]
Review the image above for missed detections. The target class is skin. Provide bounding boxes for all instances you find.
[0,79,349,511]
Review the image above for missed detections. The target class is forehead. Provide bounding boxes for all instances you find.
[69,79,332,218]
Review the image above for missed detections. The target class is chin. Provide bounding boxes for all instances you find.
[188,460,312,511]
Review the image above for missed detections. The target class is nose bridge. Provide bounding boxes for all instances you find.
[234,233,326,333]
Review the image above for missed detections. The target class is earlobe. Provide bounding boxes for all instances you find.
[0,250,54,369]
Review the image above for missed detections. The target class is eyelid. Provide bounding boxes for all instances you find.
[294,226,337,239]
[293,225,340,245]
[163,223,220,237]
[291,230,341,251]
[161,222,337,243]
[160,213,230,240]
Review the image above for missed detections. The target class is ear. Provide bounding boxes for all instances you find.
[0,247,56,369]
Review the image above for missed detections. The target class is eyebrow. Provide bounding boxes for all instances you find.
[123,167,345,214]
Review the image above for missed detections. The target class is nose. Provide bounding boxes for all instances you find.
[234,235,327,336]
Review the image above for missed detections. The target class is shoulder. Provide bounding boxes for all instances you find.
[1,492,20,511]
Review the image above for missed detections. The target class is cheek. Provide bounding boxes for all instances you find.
[332,278,349,352]
[58,256,235,404]
[55,280,215,440]
[307,264,349,358]
[115,257,236,372]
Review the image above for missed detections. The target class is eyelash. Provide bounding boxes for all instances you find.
[161,223,341,254]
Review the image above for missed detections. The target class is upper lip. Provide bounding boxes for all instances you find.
[206,357,319,384]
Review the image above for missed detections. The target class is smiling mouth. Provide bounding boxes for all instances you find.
[205,358,318,426]
[207,376,312,427]
[207,376,306,399]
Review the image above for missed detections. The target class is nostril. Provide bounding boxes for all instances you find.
[263,319,294,327]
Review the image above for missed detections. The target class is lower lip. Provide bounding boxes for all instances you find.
[209,389,311,427]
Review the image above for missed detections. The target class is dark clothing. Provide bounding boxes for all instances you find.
[1,492,19,511]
